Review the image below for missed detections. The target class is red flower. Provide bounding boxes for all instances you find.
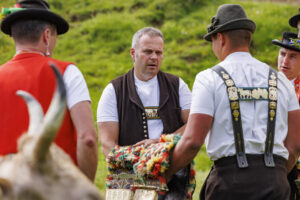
[190,169,196,177]
[13,3,21,8]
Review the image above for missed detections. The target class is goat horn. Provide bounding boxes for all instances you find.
[33,62,67,163]
[16,91,44,136]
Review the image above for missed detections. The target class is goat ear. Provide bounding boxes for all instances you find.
[0,178,13,198]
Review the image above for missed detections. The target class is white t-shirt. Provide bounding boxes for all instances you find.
[190,52,299,161]
[97,73,191,139]
[63,64,91,109]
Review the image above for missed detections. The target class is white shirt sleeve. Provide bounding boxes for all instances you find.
[97,83,119,122]
[190,69,215,116]
[179,78,192,110]
[63,64,91,109]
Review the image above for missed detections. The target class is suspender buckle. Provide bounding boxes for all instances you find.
[236,152,248,168]
[264,152,275,167]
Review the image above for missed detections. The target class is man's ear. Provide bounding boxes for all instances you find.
[130,48,135,62]
[218,32,226,47]
[0,178,13,198]
[42,28,52,45]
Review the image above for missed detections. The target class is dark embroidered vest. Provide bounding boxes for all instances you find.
[111,68,183,146]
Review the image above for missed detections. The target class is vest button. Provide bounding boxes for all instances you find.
[143,126,147,129]
[142,113,145,116]
[143,121,146,124]
[143,117,146,120]
[144,134,147,138]
[144,130,147,133]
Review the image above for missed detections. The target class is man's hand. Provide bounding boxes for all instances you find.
[133,139,159,147]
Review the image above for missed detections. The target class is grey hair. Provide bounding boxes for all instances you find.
[131,27,164,49]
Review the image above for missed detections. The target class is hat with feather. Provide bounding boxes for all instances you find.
[1,0,69,35]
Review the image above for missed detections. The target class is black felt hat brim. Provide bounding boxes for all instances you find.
[272,39,300,53]
[289,14,300,28]
[1,8,69,35]
[203,18,256,42]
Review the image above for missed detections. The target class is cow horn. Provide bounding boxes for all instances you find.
[16,91,44,136]
[33,63,67,163]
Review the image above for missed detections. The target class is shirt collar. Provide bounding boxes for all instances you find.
[134,73,158,85]
[224,52,252,62]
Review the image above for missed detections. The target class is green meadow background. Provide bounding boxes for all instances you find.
[0,0,298,199]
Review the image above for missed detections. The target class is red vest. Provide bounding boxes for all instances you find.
[0,53,77,164]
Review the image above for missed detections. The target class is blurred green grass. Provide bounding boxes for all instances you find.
[0,0,298,199]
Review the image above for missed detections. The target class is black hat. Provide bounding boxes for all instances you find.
[289,8,300,28]
[204,4,256,42]
[272,32,300,52]
[1,0,69,35]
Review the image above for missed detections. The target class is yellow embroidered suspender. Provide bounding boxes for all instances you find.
[212,65,278,168]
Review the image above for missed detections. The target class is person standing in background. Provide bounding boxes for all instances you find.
[97,27,192,198]
[0,0,98,181]
[273,32,300,200]
[289,8,300,38]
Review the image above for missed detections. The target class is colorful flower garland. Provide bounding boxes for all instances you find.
[106,134,196,200]
[296,160,300,192]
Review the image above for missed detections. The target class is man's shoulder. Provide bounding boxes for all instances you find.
[111,69,132,85]
[48,57,73,67]
[110,69,135,93]
[0,60,10,69]
[45,57,74,74]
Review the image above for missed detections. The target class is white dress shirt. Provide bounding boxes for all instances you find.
[191,52,299,161]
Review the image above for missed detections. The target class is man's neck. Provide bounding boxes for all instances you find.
[134,70,156,82]
[15,42,46,57]
[221,46,250,61]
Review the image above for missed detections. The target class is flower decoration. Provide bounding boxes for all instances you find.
[106,134,196,200]
[296,160,300,191]
[1,3,24,20]
[289,38,300,49]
